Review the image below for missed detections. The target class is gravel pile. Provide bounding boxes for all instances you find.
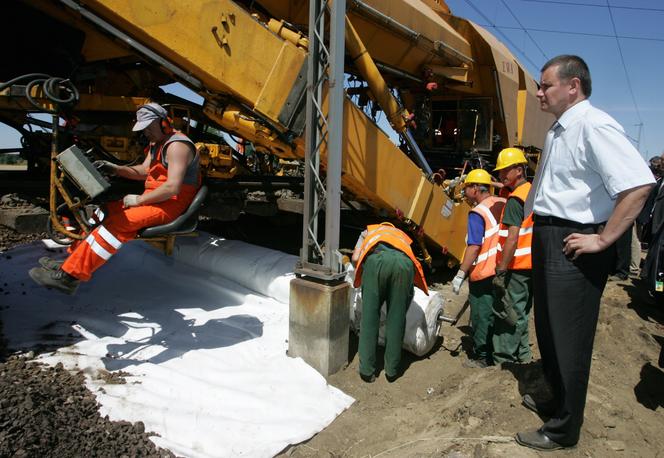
[0,225,47,252]
[0,220,179,457]
[0,194,49,251]
[0,357,176,458]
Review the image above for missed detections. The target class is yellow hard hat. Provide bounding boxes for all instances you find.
[464,169,493,186]
[494,147,527,171]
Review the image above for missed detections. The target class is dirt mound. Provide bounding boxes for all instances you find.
[281,278,664,457]
[0,357,175,458]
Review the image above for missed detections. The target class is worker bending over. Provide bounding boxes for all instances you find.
[452,169,506,368]
[492,148,534,364]
[30,102,201,294]
[352,223,428,383]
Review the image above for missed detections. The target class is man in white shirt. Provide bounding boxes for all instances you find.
[516,55,655,451]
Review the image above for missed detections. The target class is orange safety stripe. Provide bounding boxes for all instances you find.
[354,223,428,294]
[497,181,533,270]
[469,196,506,282]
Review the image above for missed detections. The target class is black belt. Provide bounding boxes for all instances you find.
[533,214,604,229]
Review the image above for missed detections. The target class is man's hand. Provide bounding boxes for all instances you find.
[122,194,141,208]
[93,160,119,176]
[563,233,608,260]
[451,270,466,295]
[492,269,508,297]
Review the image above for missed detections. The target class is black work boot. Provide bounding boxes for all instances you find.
[29,267,80,295]
[38,256,64,271]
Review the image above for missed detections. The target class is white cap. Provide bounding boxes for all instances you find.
[132,102,167,131]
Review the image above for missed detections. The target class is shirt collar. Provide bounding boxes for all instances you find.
[556,99,591,130]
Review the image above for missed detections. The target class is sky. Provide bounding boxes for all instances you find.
[1,0,662,159]
[444,0,664,159]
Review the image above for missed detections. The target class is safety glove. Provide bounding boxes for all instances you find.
[492,269,508,298]
[93,160,119,176]
[503,297,519,326]
[451,270,466,295]
[122,194,141,208]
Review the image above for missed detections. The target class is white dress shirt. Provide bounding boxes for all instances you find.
[527,100,655,224]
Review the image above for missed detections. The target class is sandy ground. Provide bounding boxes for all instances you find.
[281,275,664,457]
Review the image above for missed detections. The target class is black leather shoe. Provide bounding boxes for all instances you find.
[515,429,570,451]
[522,394,556,417]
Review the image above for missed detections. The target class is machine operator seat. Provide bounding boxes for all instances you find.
[137,185,208,254]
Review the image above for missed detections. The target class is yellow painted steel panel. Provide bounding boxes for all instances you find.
[340,99,468,259]
[470,22,521,146]
[520,76,554,149]
[85,0,306,127]
[256,0,472,74]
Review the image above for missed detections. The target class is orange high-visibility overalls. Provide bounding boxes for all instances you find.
[62,132,200,281]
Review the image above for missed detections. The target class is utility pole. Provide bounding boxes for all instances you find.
[288,0,350,376]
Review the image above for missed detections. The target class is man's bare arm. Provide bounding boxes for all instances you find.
[458,245,481,275]
[135,142,191,206]
[115,153,150,181]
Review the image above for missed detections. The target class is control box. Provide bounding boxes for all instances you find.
[56,145,111,199]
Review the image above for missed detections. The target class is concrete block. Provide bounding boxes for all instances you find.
[289,277,351,376]
[277,197,303,214]
[0,206,49,233]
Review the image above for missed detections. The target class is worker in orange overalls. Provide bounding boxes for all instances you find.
[451,169,506,368]
[491,147,534,364]
[29,102,201,294]
[351,222,428,383]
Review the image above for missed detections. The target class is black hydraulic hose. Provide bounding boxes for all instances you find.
[1,73,79,114]
[0,73,51,91]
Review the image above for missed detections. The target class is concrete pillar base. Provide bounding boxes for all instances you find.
[288,277,350,376]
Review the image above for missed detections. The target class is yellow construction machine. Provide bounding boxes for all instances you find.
[0,0,552,263]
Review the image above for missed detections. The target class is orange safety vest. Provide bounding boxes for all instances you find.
[469,195,506,282]
[144,131,201,205]
[354,223,428,295]
[497,181,533,270]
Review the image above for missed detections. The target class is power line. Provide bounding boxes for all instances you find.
[606,0,642,123]
[520,0,664,12]
[479,24,664,42]
[462,0,542,70]
[499,0,549,60]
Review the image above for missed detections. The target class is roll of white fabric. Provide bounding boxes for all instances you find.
[173,234,298,304]
[346,264,444,356]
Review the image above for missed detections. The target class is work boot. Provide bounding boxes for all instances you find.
[29,267,79,295]
[359,372,376,383]
[38,256,64,271]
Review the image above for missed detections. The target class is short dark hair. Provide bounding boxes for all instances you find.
[649,156,663,178]
[541,55,592,97]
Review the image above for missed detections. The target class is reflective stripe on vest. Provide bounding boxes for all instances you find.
[354,223,428,295]
[469,195,506,282]
[497,181,533,270]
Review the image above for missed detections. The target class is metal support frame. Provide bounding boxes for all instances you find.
[297,0,346,281]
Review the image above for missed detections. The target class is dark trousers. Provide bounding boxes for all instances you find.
[613,225,632,277]
[532,218,612,446]
[359,244,415,377]
[468,277,496,361]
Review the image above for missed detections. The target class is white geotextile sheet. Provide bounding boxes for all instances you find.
[0,239,354,458]
[346,264,444,356]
